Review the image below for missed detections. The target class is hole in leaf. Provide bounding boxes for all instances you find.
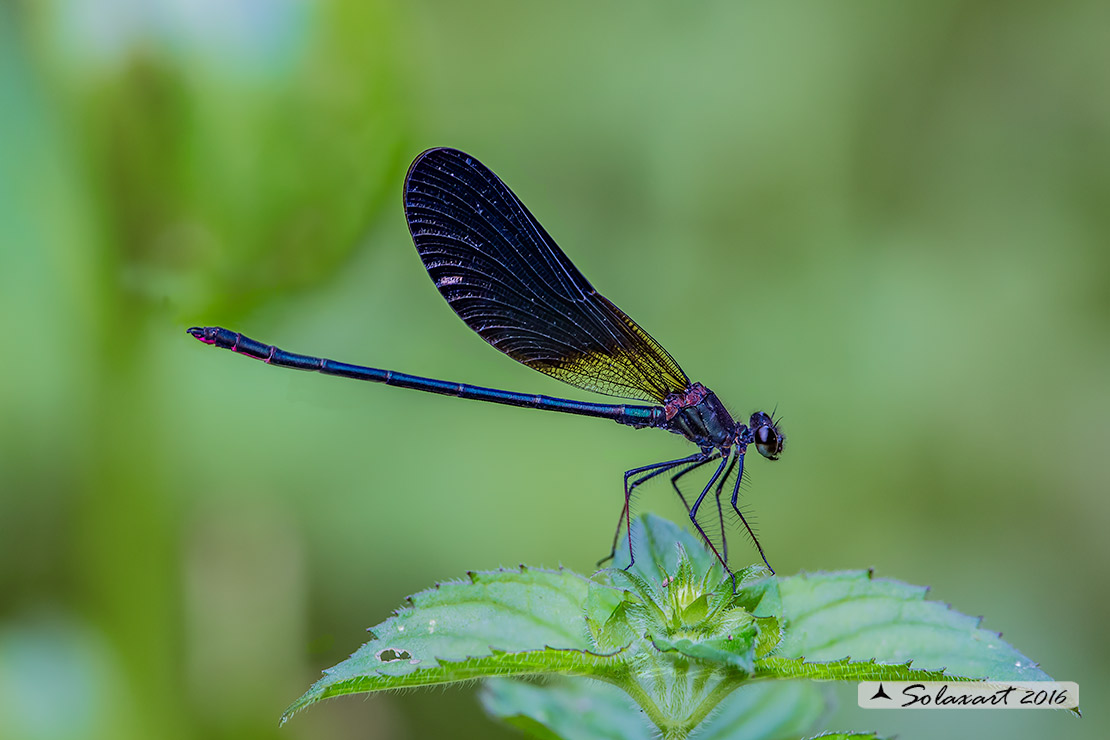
[376,648,413,663]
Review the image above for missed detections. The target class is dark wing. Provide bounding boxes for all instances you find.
[403,147,689,403]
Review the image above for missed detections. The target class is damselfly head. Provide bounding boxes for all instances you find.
[749,411,784,460]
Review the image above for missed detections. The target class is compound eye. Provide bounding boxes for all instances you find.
[754,425,783,460]
[755,425,774,446]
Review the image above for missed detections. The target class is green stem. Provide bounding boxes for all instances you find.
[602,664,744,738]
[681,673,744,731]
[601,674,669,732]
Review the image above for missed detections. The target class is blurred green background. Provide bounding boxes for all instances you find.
[1,1,1106,738]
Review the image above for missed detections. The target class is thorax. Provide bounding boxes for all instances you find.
[662,383,736,449]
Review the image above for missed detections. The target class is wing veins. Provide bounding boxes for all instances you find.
[404,148,690,402]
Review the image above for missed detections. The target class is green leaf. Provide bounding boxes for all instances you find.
[584,584,637,652]
[775,570,1053,681]
[651,629,758,673]
[481,678,830,740]
[611,512,722,583]
[481,677,652,740]
[756,656,957,682]
[692,681,831,740]
[285,514,1077,731]
[281,567,619,724]
[732,575,782,619]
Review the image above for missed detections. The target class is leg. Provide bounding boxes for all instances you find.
[597,453,708,567]
[667,457,720,543]
[688,451,734,580]
[669,458,715,512]
[670,456,736,567]
[713,455,738,563]
[729,452,774,575]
